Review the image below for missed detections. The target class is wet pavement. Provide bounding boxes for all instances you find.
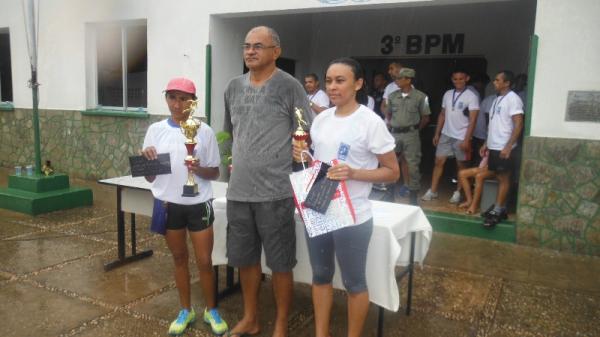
[0,178,599,336]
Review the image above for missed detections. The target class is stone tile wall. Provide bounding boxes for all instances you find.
[518,136,600,256]
[3,110,599,256]
[1,109,162,180]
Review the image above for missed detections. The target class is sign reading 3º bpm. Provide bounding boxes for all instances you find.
[380,33,465,55]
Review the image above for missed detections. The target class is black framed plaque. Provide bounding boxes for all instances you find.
[304,162,339,214]
[129,153,172,177]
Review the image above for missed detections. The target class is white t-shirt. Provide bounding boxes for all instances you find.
[440,88,480,140]
[307,89,330,108]
[466,85,481,101]
[143,119,221,205]
[307,89,330,118]
[382,82,399,100]
[310,105,396,224]
[367,95,375,110]
[487,91,524,150]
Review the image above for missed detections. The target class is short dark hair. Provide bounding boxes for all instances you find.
[305,73,319,82]
[498,70,515,85]
[451,69,469,76]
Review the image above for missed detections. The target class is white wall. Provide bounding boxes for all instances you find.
[0,0,516,115]
[530,0,600,140]
[12,0,600,142]
[1,0,437,113]
[0,0,212,113]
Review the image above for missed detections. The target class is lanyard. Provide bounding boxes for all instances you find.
[490,93,508,120]
[452,89,465,110]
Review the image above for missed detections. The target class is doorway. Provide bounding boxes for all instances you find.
[210,0,537,235]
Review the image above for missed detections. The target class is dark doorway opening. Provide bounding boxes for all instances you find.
[356,56,522,217]
[357,56,488,176]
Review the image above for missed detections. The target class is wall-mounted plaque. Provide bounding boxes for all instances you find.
[566,91,600,122]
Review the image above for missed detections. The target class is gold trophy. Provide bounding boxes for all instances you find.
[292,107,309,163]
[180,100,201,197]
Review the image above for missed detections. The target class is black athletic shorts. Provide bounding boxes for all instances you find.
[166,201,214,232]
[488,149,515,173]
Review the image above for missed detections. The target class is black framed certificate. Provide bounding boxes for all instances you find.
[129,153,172,177]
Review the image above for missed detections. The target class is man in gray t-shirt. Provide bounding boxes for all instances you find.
[223,26,311,337]
[225,70,310,201]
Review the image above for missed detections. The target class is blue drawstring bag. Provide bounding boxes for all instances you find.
[150,198,167,235]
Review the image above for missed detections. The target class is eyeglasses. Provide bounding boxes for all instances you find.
[242,43,277,51]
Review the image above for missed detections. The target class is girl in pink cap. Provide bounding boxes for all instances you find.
[142,77,228,335]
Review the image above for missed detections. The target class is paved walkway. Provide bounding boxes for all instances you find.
[0,179,599,336]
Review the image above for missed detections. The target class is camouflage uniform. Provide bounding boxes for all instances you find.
[388,88,431,191]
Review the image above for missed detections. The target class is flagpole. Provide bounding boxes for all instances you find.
[24,0,41,174]
[31,69,41,174]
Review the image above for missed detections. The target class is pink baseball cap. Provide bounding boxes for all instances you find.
[165,77,196,95]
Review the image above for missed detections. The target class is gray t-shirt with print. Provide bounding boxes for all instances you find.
[224,69,312,202]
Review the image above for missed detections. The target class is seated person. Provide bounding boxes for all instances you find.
[458,151,495,215]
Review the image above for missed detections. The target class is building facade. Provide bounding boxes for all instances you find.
[0,0,598,255]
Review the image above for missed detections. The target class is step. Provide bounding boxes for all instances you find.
[425,210,516,243]
[0,186,93,215]
[8,173,70,193]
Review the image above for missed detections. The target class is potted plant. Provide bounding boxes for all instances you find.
[216,131,232,180]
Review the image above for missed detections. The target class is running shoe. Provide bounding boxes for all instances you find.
[168,308,196,335]
[449,190,461,204]
[421,189,438,201]
[204,307,228,335]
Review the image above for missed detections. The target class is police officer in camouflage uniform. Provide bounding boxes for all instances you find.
[386,68,431,205]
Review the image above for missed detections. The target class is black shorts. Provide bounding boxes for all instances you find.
[488,149,514,173]
[166,201,214,232]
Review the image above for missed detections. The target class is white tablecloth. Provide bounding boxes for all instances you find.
[212,197,432,312]
[98,176,432,311]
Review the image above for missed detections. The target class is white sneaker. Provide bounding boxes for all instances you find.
[449,190,461,204]
[421,189,438,201]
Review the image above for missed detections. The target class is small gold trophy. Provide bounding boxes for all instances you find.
[42,160,54,176]
[292,107,309,163]
[180,100,201,197]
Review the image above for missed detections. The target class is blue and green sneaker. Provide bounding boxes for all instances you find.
[203,307,228,335]
[168,308,196,335]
